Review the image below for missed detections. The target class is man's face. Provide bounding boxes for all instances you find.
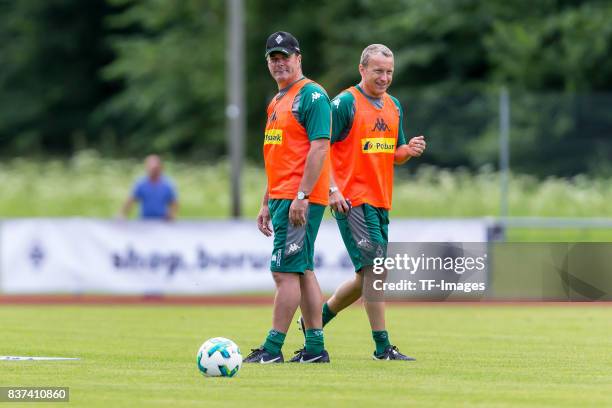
[267,52,301,85]
[359,53,394,98]
[146,156,162,180]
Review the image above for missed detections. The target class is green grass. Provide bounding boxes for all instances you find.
[0,305,611,407]
[2,151,612,240]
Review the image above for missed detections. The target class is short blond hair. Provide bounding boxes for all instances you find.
[360,44,393,67]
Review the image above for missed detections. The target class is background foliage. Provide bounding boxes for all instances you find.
[1,0,611,175]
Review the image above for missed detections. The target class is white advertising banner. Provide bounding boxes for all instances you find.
[0,218,489,294]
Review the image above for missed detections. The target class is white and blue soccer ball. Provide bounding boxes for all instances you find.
[197,337,242,377]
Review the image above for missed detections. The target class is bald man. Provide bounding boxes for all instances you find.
[120,155,178,221]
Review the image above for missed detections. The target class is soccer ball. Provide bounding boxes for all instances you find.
[197,337,242,377]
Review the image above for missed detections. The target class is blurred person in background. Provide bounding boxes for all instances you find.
[119,154,178,221]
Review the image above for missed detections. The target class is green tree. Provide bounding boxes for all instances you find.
[1,0,611,176]
[0,0,113,154]
[485,2,612,175]
[101,0,226,157]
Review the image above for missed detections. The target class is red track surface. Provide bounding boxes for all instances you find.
[0,295,274,306]
[0,295,610,306]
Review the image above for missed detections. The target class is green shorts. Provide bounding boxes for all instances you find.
[336,203,389,272]
[269,199,325,274]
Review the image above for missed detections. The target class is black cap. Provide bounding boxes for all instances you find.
[265,31,301,58]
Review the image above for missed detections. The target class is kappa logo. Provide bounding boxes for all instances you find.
[371,117,391,132]
[311,92,322,102]
[357,238,374,251]
[332,98,341,108]
[287,243,301,254]
[267,111,277,124]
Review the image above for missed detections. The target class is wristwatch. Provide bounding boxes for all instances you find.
[329,186,339,195]
[297,191,309,200]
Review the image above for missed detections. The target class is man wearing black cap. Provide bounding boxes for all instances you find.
[244,32,332,364]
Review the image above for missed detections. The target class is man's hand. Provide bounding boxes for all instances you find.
[257,205,273,236]
[119,197,135,220]
[407,135,426,156]
[329,190,350,214]
[395,135,426,164]
[289,198,308,227]
[165,201,178,222]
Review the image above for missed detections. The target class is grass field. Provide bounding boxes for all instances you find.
[1,304,611,407]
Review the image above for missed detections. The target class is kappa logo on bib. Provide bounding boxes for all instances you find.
[371,117,391,132]
[361,138,395,154]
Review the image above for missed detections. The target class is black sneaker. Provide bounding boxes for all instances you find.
[373,345,415,361]
[288,348,330,363]
[243,347,284,364]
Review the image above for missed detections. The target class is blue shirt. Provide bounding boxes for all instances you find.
[131,176,177,219]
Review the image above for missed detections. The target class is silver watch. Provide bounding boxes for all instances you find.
[329,186,339,195]
[297,191,309,200]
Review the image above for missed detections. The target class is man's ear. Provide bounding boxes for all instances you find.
[358,64,366,77]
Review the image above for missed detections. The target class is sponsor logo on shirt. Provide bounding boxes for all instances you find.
[264,129,283,145]
[361,137,395,154]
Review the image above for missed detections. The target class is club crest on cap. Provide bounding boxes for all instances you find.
[265,31,300,57]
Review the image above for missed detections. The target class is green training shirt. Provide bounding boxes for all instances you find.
[330,85,407,145]
[276,78,332,141]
